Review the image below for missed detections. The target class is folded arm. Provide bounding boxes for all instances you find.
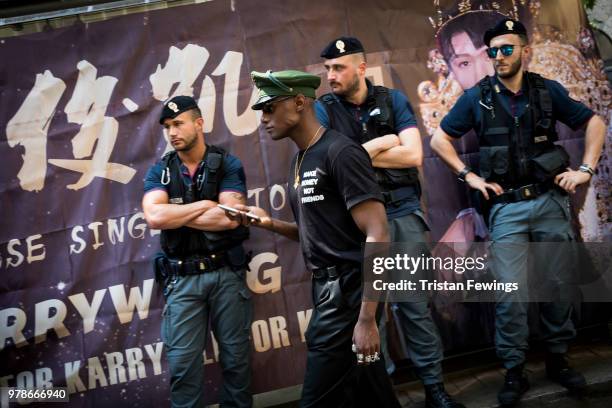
[369,127,423,168]
[186,191,246,231]
[142,189,215,230]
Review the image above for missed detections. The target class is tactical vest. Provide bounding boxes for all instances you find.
[159,145,249,258]
[319,85,420,192]
[477,72,568,187]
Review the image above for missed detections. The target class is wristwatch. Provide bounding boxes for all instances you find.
[579,164,595,177]
[457,166,472,182]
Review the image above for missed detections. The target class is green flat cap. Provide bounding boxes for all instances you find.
[251,70,321,110]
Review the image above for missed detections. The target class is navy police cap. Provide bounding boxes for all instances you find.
[159,95,199,124]
[320,36,364,59]
[484,18,528,47]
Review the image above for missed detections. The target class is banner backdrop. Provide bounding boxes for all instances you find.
[1,0,610,406]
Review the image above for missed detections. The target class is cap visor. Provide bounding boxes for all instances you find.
[251,94,276,110]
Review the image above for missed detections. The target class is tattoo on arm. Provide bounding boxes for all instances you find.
[228,192,247,204]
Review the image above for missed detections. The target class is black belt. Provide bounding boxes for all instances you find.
[490,181,555,205]
[167,253,226,275]
[381,186,417,205]
[311,262,360,280]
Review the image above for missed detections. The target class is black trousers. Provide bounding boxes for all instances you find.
[300,267,400,408]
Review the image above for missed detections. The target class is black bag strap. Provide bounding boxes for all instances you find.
[319,93,336,105]
[160,151,186,203]
[369,85,395,135]
[478,76,495,116]
[527,71,554,130]
[159,145,225,203]
[478,76,504,137]
[529,72,552,114]
[201,145,225,200]
[319,92,341,129]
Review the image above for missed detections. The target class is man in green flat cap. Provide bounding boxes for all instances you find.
[227,70,400,407]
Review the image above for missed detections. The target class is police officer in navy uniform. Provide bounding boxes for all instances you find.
[229,69,400,407]
[143,96,253,408]
[431,19,606,407]
[315,37,464,408]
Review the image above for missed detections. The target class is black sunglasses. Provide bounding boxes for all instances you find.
[486,44,521,58]
[261,96,294,114]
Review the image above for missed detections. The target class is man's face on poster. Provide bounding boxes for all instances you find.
[448,31,494,89]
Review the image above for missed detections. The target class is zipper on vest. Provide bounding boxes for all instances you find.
[514,116,528,178]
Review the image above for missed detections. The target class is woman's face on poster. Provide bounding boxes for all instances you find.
[448,31,495,89]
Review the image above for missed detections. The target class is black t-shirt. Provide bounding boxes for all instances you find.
[288,129,384,270]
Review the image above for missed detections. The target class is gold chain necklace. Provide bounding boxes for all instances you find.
[294,126,324,189]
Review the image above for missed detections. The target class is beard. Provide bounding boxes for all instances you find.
[173,135,198,152]
[332,73,360,98]
[496,57,522,79]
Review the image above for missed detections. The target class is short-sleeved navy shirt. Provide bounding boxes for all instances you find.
[288,129,384,270]
[315,81,420,220]
[440,74,594,139]
[144,147,247,195]
[315,83,418,133]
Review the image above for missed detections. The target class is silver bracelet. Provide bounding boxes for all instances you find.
[579,164,595,176]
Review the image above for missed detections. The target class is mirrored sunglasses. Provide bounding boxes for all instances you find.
[486,44,518,58]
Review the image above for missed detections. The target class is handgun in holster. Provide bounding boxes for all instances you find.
[153,253,170,285]
[470,188,492,227]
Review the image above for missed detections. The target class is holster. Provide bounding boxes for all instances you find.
[470,189,492,227]
[225,245,252,271]
[153,252,170,285]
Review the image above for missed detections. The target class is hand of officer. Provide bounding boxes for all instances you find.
[352,318,380,365]
[465,172,503,200]
[229,204,272,228]
[554,168,591,194]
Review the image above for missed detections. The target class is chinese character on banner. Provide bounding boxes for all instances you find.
[150,44,259,146]
[6,70,65,192]
[6,60,136,192]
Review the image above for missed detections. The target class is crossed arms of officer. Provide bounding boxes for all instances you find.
[143,189,246,232]
[362,127,423,169]
[228,199,388,364]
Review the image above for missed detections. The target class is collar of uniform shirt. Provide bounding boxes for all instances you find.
[334,78,376,108]
[493,74,528,96]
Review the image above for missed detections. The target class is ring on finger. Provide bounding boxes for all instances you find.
[351,344,358,353]
[357,353,364,363]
